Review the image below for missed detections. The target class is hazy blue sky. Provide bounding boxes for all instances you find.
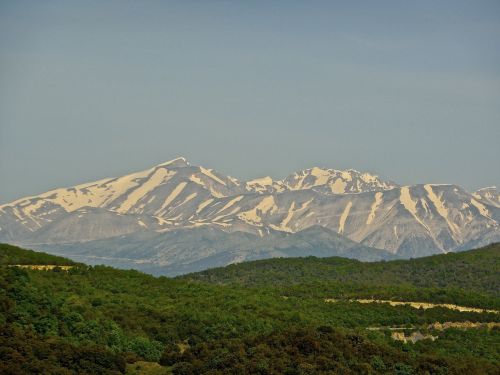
[1,0,499,203]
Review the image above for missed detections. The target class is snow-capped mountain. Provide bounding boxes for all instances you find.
[1,157,498,274]
[243,167,396,195]
[282,167,397,194]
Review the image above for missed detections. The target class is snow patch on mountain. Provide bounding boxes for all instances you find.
[116,168,176,213]
[338,201,353,234]
[366,192,383,225]
[400,187,431,233]
[424,184,459,238]
[238,196,277,226]
[156,182,188,216]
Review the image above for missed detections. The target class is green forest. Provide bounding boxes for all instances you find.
[184,243,500,294]
[1,242,499,374]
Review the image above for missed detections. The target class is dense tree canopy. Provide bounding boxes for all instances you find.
[183,243,500,296]
[0,243,498,374]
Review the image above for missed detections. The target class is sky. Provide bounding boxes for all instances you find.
[1,0,499,203]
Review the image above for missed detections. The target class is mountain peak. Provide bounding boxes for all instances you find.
[281,166,397,194]
[157,157,190,168]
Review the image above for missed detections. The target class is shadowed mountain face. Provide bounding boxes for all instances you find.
[1,157,498,274]
[35,226,394,276]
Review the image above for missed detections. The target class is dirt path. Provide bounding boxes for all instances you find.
[324,298,498,314]
[9,264,74,271]
[367,321,500,331]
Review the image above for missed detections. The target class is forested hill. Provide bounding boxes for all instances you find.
[1,243,499,374]
[0,243,78,266]
[183,243,500,296]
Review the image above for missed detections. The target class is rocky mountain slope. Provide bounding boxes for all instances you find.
[35,226,393,276]
[1,157,498,274]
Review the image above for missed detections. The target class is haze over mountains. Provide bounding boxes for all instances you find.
[1,157,499,275]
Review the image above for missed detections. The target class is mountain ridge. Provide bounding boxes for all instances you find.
[1,157,499,273]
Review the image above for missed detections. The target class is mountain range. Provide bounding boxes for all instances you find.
[1,157,499,275]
